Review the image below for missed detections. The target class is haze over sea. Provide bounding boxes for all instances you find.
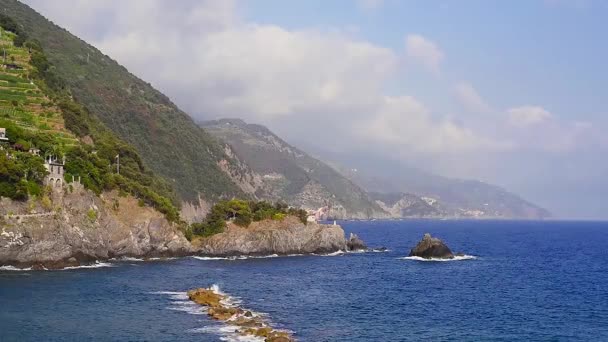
[1,220,607,341]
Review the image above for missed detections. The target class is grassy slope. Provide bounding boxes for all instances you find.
[2,0,244,202]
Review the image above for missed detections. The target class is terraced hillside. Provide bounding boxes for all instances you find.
[1,0,247,203]
[0,27,77,147]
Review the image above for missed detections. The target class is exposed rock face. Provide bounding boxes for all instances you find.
[0,189,192,269]
[346,233,367,251]
[409,233,454,259]
[193,216,347,256]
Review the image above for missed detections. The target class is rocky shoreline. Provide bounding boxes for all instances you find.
[0,191,362,270]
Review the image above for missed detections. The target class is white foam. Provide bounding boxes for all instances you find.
[314,250,345,257]
[399,255,477,262]
[157,285,291,342]
[190,326,265,342]
[112,257,145,262]
[61,262,114,270]
[0,265,32,271]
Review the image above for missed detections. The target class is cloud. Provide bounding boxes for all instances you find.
[356,96,508,154]
[454,82,492,113]
[507,106,552,126]
[405,34,444,74]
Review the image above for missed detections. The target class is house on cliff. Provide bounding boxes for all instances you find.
[44,155,65,188]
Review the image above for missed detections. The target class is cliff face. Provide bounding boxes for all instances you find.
[0,188,192,269]
[200,119,388,219]
[193,217,347,256]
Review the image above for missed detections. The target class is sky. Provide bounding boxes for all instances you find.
[22,0,608,219]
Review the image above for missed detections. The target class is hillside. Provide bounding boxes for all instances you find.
[368,192,442,218]
[1,0,248,204]
[340,165,551,219]
[201,119,387,219]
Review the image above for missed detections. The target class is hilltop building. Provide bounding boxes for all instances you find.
[44,155,65,188]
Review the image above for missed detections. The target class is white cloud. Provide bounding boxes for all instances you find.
[454,82,492,113]
[356,96,508,153]
[405,34,444,74]
[507,106,552,126]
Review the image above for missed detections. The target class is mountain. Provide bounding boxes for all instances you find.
[368,192,442,218]
[337,164,551,219]
[1,0,249,207]
[201,119,387,219]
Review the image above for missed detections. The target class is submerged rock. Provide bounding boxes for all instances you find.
[346,233,367,251]
[409,233,454,259]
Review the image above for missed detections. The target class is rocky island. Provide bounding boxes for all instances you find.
[409,233,455,259]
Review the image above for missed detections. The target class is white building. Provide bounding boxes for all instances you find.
[0,128,8,142]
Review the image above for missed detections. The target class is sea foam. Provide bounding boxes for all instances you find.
[399,255,477,262]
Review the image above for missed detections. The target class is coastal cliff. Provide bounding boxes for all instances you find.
[193,216,347,256]
[1,191,352,269]
[0,188,192,269]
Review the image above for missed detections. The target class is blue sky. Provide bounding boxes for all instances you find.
[245,0,607,120]
[23,0,608,218]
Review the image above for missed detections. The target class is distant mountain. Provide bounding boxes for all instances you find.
[369,192,442,218]
[2,0,248,206]
[201,119,387,219]
[338,165,551,219]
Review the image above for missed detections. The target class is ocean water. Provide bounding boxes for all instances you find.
[1,220,607,341]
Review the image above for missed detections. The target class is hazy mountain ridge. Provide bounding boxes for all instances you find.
[339,167,551,219]
[201,119,388,219]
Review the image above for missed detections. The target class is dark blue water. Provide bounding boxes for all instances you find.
[1,220,607,341]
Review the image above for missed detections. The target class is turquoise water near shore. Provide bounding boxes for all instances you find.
[1,220,607,341]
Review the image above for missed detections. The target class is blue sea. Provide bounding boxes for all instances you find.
[1,220,607,341]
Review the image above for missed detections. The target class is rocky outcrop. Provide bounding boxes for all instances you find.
[193,216,347,256]
[188,286,294,341]
[346,233,367,251]
[0,189,192,269]
[409,233,454,259]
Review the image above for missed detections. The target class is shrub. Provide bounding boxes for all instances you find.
[86,208,97,222]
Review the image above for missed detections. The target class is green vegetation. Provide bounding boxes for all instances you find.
[0,15,180,222]
[2,1,246,202]
[0,150,46,200]
[189,200,308,238]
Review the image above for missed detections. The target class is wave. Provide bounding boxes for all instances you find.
[189,326,265,342]
[156,284,290,342]
[399,255,477,262]
[0,265,32,271]
[61,262,115,270]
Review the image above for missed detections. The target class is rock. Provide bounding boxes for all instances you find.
[409,233,454,259]
[187,288,223,308]
[194,216,347,256]
[346,233,367,251]
[0,190,192,269]
[208,306,241,321]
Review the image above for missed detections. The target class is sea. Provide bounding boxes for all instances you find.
[1,219,607,341]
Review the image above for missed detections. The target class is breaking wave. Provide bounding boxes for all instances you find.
[154,285,290,342]
[0,265,32,271]
[61,262,115,270]
[399,255,477,262]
